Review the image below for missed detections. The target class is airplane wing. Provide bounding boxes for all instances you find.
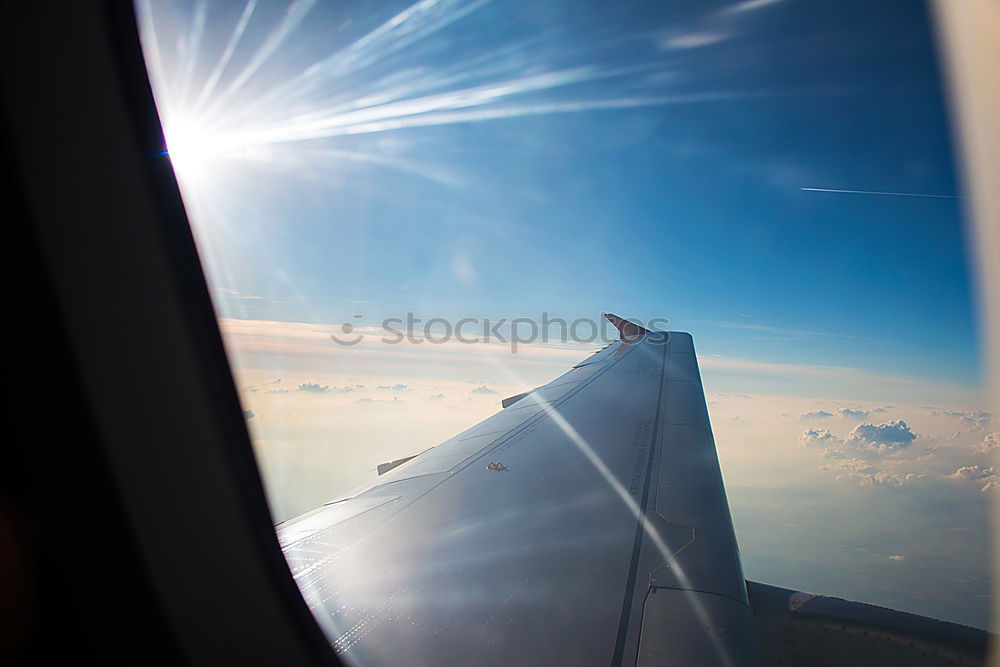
[746,581,987,665]
[276,316,989,666]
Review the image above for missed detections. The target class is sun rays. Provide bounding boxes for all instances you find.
[133,0,759,192]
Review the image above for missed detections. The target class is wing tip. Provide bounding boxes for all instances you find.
[603,313,651,343]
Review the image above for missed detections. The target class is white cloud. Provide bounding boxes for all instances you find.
[950,465,999,492]
[839,407,869,420]
[800,428,838,447]
[847,420,917,453]
[951,465,992,481]
[296,383,354,393]
[800,410,834,421]
[847,470,922,488]
[975,432,1000,454]
[839,458,874,473]
[297,382,331,393]
[940,410,992,430]
[829,458,923,488]
[471,385,498,395]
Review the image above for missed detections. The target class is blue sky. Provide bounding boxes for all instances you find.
[141,0,980,391]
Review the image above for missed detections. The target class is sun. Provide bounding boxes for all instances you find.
[163,114,228,184]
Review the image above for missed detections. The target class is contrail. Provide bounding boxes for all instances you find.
[801,186,964,199]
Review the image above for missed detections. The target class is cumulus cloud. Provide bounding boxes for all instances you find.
[951,465,990,481]
[243,409,255,420]
[929,409,992,429]
[942,410,992,430]
[888,554,904,561]
[795,407,996,492]
[427,393,445,401]
[950,465,999,492]
[378,383,410,392]
[975,432,1000,455]
[800,410,834,421]
[838,458,873,473]
[799,428,839,447]
[838,407,869,420]
[241,385,258,393]
[824,455,923,488]
[846,470,922,488]
[296,383,355,393]
[847,419,917,453]
[471,385,498,395]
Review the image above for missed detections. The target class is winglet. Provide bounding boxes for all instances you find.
[604,313,650,343]
[376,454,418,476]
[501,391,532,409]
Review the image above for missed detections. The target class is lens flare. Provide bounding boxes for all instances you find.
[164,116,224,181]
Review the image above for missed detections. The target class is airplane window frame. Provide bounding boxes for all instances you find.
[0,2,340,664]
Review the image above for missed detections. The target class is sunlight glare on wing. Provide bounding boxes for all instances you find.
[477,341,736,667]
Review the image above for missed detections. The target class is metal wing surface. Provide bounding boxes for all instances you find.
[277,319,759,666]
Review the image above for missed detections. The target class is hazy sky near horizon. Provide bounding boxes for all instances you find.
[137,0,993,630]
